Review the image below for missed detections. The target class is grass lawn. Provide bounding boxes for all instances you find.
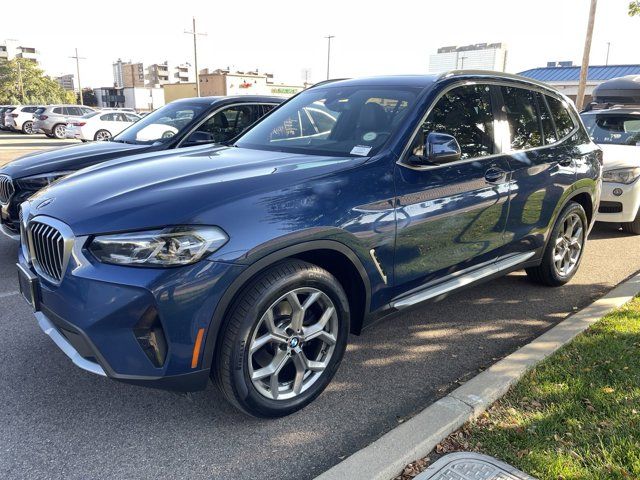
[426,297,640,480]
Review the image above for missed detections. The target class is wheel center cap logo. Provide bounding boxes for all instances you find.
[289,337,300,348]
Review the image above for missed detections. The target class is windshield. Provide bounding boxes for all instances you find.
[581,113,640,146]
[113,102,207,145]
[234,86,420,157]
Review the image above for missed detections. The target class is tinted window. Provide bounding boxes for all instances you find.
[188,105,260,144]
[81,107,94,115]
[416,84,495,160]
[52,107,64,115]
[125,113,139,122]
[235,86,418,157]
[501,86,542,150]
[537,93,557,144]
[581,113,640,146]
[34,107,46,115]
[262,104,277,115]
[22,106,38,113]
[546,96,576,139]
[100,113,117,121]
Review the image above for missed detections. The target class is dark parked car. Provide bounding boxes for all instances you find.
[0,96,283,238]
[16,73,601,417]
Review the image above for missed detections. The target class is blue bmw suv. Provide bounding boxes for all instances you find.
[16,72,601,417]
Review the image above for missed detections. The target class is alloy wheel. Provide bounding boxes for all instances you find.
[553,212,584,277]
[54,124,66,139]
[23,122,33,134]
[248,287,338,401]
[96,130,112,141]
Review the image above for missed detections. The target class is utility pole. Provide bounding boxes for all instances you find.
[185,17,207,97]
[16,62,25,102]
[576,0,598,111]
[325,35,335,80]
[605,42,611,66]
[69,48,86,105]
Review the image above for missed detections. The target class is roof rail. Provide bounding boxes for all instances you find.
[309,78,351,88]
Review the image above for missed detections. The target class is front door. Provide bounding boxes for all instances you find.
[393,83,511,296]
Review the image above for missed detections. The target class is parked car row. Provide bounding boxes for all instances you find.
[0,74,606,417]
[0,104,149,141]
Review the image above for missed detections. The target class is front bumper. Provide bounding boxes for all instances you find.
[18,229,246,392]
[596,179,640,223]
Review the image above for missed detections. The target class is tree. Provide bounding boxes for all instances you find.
[630,1,640,16]
[0,58,75,105]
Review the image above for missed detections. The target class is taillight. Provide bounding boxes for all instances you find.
[72,122,86,127]
[39,115,48,120]
[10,114,18,118]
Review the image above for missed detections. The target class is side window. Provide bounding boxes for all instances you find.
[261,104,277,115]
[53,107,64,115]
[415,84,495,160]
[100,113,116,121]
[546,95,576,139]
[536,93,557,144]
[125,113,139,122]
[501,86,542,150]
[82,107,94,115]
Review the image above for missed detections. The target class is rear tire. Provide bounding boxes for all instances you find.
[214,259,350,418]
[52,124,66,139]
[22,121,34,134]
[622,209,640,235]
[526,201,587,287]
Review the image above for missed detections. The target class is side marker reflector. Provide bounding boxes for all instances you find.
[191,328,205,369]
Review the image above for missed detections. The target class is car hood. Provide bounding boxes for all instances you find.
[28,146,365,235]
[0,141,148,179]
[599,143,640,170]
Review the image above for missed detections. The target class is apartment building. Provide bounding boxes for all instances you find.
[113,59,145,88]
[56,74,75,91]
[147,62,195,87]
[0,39,39,63]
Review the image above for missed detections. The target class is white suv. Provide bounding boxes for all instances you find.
[581,107,640,233]
[5,106,41,134]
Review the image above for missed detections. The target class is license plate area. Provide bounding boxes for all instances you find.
[17,263,40,311]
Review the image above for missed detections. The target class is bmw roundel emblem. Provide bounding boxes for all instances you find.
[290,337,299,348]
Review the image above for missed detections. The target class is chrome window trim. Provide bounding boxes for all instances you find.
[176,102,280,149]
[397,79,581,172]
[26,215,74,286]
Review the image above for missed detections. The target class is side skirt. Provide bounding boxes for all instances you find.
[391,251,536,310]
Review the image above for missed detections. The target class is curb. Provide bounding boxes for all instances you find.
[315,272,640,480]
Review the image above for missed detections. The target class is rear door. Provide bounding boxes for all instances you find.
[393,83,512,295]
[498,86,579,257]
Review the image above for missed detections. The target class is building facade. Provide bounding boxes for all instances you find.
[428,43,507,73]
[198,69,305,97]
[147,62,195,87]
[0,39,39,63]
[95,86,165,112]
[518,63,640,104]
[55,74,75,91]
[113,59,145,88]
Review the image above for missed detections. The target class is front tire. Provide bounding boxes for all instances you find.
[526,201,587,287]
[22,121,34,134]
[622,208,640,235]
[52,123,66,139]
[94,129,112,141]
[215,259,350,418]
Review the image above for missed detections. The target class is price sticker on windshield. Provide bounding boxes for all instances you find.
[350,145,372,156]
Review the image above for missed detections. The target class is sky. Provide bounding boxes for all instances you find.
[3,0,638,88]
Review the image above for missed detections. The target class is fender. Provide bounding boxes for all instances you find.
[200,239,372,371]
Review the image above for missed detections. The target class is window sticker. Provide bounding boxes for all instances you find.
[350,145,372,156]
[362,132,377,142]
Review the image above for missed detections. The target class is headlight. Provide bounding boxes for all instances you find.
[16,171,74,190]
[602,167,640,184]
[88,226,228,267]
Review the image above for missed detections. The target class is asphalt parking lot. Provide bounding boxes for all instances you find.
[2,133,640,480]
[0,131,78,166]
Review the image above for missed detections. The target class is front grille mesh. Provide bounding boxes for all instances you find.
[29,222,65,281]
[0,175,14,204]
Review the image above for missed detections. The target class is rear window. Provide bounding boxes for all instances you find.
[501,86,543,150]
[581,113,640,146]
[34,107,46,115]
[22,106,38,113]
[546,95,577,139]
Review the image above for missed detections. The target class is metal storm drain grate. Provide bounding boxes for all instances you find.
[415,452,537,480]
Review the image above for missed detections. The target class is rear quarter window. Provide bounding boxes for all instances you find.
[546,95,576,139]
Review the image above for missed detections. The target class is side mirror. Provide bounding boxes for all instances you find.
[184,130,214,146]
[412,132,462,166]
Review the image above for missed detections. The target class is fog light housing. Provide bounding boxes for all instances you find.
[133,307,167,367]
[613,188,623,197]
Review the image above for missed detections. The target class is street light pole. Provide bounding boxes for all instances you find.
[69,48,86,105]
[325,35,335,80]
[576,0,598,111]
[185,17,207,97]
[605,42,611,66]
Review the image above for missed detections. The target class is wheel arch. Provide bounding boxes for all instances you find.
[200,240,372,371]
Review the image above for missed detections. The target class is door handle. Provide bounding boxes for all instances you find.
[484,167,506,184]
